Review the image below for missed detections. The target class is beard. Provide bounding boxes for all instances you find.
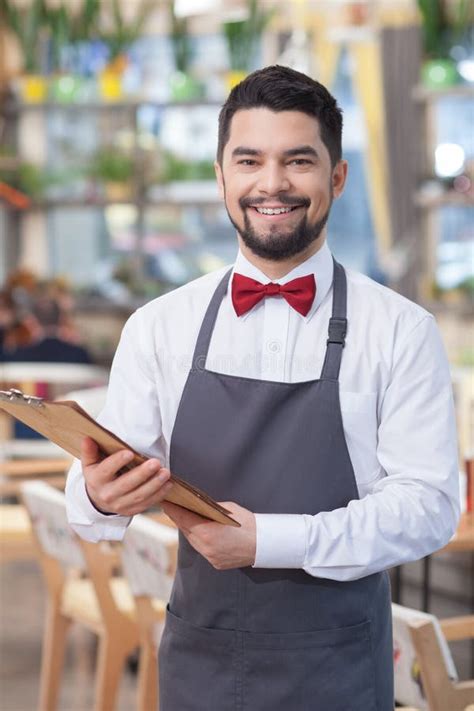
[225,191,332,262]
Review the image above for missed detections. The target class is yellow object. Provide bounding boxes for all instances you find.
[226,70,247,91]
[311,13,342,89]
[351,39,392,257]
[98,69,123,101]
[19,75,47,103]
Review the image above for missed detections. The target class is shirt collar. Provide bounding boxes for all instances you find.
[230,240,334,323]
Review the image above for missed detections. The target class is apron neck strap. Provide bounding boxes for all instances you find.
[320,258,347,381]
[191,267,233,371]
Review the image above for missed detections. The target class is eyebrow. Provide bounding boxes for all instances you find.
[231,145,319,159]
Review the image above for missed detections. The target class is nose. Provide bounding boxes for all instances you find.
[256,162,290,196]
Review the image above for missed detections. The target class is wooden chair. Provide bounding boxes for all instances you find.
[21,480,139,711]
[393,603,474,711]
[120,513,178,711]
[0,458,72,498]
[0,502,33,562]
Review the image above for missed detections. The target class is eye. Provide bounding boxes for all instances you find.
[237,159,257,166]
[289,158,313,166]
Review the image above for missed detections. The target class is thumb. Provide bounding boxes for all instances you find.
[80,436,100,468]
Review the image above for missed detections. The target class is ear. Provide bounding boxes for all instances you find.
[214,160,225,199]
[331,160,348,199]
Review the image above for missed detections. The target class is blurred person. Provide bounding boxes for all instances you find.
[1,268,40,356]
[44,276,83,344]
[5,268,38,295]
[0,290,36,359]
[66,66,459,710]
[8,294,92,364]
[6,292,92,440]
[5,268,38,315]
[0,290,15,360]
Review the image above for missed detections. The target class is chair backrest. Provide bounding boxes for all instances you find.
[392,603,458,709]
[121,515,178,600]
[21,480,85,570]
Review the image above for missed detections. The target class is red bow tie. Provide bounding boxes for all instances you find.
[232,272,316,317]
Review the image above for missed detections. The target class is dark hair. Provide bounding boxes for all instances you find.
[32,296,61,329]
[217,65,343,168]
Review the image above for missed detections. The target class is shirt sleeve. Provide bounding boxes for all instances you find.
[65,309,165,543]
[253,314,461,580]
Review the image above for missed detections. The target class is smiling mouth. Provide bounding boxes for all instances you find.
[251,205,303,216]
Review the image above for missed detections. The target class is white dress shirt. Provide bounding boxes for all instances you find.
[65,240,460,581]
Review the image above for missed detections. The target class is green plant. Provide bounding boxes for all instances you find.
[70,0,101,42]
[44,0,100,72]
[100,0,155,62]
[417,0,470,58]
[0,0,47,73]
[456,347,474,366]
[223,0,275,72]
[159,153,215,182]
[0,161,54,200]
[457,274,474,296]
[88,147,134,183]
[170,1,192,73]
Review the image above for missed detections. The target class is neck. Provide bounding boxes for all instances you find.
[237,231,327,280]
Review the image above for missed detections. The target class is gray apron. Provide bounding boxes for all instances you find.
[159,260,393,710]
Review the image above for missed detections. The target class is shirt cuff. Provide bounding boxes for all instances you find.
[67,475,131,528]
[253,514,307,569]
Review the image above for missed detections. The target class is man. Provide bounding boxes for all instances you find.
[8,295,92,364]
[66,66,459,710]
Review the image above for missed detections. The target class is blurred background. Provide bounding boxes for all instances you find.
[0,1,473,710]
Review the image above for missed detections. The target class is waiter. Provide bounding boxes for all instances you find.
[66,65,460,710]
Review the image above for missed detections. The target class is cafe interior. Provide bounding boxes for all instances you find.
[0,1,473,709]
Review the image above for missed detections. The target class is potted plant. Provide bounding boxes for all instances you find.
[87,146,134,201]
[168,2,204,102]
[44,0,100,102]
[0,158,56,202]
[0,0,48,102]
[98,0,154,101]
[417,0,469,88]
[222,0,275,90]
[159,152,215,182]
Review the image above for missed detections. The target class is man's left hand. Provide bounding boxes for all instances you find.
[161,501,256,570]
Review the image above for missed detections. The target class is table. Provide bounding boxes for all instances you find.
[393,513,474,607]
[0,457,72,496]
[422,512,474,612]
[392,512,474,676]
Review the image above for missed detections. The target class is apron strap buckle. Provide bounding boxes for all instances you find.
[327,317,347,347]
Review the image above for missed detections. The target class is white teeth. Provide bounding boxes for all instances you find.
[256,207,294,215]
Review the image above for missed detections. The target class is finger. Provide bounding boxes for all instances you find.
[161,502,208,531]
[107,459,165,498]
[113,471,173,515]
[80,436,101,468]
[86,449,141,486]
[218,501,240,513]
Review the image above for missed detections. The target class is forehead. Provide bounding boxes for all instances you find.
[224,108,325,157]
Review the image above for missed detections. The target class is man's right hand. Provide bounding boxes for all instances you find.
[81,436,173,517]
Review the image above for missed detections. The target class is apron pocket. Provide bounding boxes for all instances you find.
[243,619,376,711]
[158,606,237,711]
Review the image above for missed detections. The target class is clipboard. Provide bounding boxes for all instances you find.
[0,389,239,527]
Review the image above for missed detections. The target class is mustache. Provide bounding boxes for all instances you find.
[239,196,311,209]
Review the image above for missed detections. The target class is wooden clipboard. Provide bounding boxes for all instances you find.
[0,389,239,527]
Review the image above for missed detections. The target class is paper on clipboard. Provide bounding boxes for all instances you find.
[0,389,239,527]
